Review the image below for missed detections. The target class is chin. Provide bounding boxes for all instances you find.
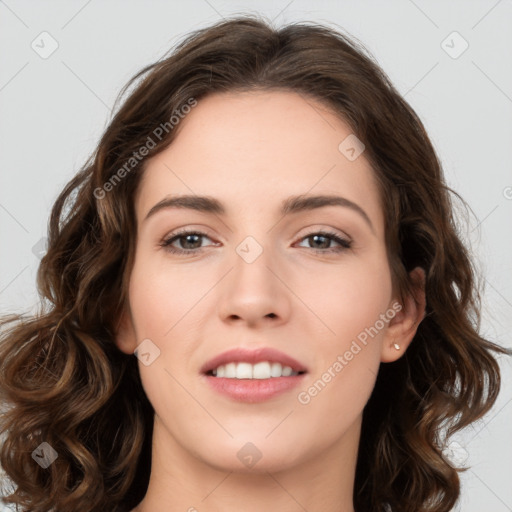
[192,436,308,473]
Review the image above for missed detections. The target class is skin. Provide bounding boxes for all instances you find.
[115,90,426,512]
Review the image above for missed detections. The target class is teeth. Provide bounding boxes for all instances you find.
[270,362,282,377]
[211,361,300,379]
[236,362,253,379]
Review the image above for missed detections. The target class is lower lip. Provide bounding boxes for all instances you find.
[203,374,306,403]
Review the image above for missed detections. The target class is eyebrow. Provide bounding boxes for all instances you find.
[144,194,374,231]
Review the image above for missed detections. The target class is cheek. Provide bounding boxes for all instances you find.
[293,252,392,410]
[298,249,393,341]
[127,253,211,337]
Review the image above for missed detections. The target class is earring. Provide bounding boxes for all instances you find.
[393,342,401,350]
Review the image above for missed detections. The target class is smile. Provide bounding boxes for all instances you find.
[209,361,304,379]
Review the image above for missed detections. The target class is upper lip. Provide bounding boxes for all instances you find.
[200,347,308,374]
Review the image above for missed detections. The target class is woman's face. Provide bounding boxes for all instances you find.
[116,90,420,473]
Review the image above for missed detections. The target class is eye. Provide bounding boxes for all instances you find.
[160,230,216,255]
[295,230,352,253]
[160,228,352,256]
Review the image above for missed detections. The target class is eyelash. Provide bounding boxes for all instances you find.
[159,229,352,256]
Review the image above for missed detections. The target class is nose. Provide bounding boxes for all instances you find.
[216,243,292,328]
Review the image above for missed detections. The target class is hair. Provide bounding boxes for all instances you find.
[1,13,510,512]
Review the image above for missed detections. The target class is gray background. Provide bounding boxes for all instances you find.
[1,1,511,510]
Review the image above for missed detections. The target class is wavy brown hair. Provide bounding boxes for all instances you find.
[1,14,510,512]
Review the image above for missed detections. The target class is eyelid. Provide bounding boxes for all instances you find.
[160,227,218,249]
[162,224,351,243]
[159,225,353,255]
[294,224,352,243]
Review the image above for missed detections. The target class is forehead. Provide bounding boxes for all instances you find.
[135,90,383,232]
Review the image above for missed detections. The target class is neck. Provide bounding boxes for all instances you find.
[132,414,360,512]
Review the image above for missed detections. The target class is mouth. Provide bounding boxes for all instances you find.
[205,361,306,379]
[201,347,308,402]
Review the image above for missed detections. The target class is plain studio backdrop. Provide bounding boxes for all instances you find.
[0,1,511,511]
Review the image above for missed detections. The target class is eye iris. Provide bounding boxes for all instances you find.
[181,234,201,249]
[310,234,329,249]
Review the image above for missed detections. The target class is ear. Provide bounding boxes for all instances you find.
[113,304,138,355]
[381,266,426,363]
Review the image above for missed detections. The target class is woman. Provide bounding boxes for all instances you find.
[1,14,509,512]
